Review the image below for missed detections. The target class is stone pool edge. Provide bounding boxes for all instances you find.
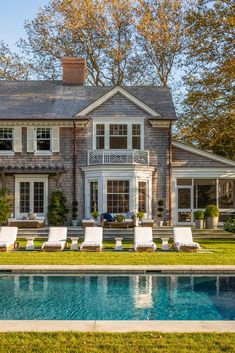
[0,264,235,274]
[0,320,235,333]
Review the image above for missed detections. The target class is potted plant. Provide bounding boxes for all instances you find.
[116,214,125,223]
[137,211,144,226]
[205,205,219,229]
[0,188,14,225]
[71,200,78,226]
[91,209,99,223]
[157,199,164,226]
[194,210,204,229]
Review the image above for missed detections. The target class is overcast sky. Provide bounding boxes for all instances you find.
[0,0,49,51]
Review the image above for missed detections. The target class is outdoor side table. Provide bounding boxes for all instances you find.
[161,237,170,251]
[70,237,79,251]
[25,237,35,251]
[115,237,123,251]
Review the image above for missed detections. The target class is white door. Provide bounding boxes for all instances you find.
[15,178,47,218]
[176,186,193,225]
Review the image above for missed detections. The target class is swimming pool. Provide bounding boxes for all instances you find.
[0,274,234,320]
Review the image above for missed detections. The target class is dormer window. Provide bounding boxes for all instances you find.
[0,128,13,151]
[36,128,51,151]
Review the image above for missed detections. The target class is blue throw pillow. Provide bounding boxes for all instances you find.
[102,213,114,222]
[125,211,134,219]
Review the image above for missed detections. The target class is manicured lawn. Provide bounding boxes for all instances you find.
[0,238,234,265]
[0,332,234,353]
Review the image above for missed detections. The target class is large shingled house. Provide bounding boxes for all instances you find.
[0,58,234,225]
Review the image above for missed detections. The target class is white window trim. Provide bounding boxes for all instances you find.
[14,175,48,218]
[0,126,14,155]
[34,127,52,155]
[92,118,145,150]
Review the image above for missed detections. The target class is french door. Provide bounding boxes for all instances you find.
[15,177,48,218]
[176,186,193,225]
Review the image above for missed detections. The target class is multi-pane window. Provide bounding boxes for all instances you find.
[34,182,44,213]
[194,179,216,208]
[132,124,141,149]
[219,180,235,209]
[90,181,98,212]
[96,124,105,149]
[138,182,146,212]
[107,180,129,213]
[20,182,30,213]
[0,128,13,151]
[109,125,127,149]
[36,128,51,151]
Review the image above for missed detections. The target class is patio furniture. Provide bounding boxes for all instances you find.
[70,237,79,251]
[100,212,136,228]
[41,227,67,252]
[25,236,35,251]
[141,219,155,228]
[8,218,45,228]
[80,227,103,252]
[0,227,18,252]
[133,227,157,252]
[115,237,123,251]
[173,227,200,252]
[82,219,96,228]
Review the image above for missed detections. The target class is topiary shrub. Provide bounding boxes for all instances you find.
[157,199,164,219]
[194,210,204,220]
[47,190,68,226]
[224,217,235,233]
[0,188,14,225]
[72,200,78,220]
[205,205,219,218]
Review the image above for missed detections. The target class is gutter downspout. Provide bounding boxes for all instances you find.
[168,120,172,226]
[73,120,77,201]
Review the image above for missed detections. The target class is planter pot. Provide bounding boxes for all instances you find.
[195,219,204,229]
[206,216,218,229]
[159,220,163,227]
[72,220,78,226]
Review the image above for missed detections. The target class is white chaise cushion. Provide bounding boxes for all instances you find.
[134,242,156,251]
[42,241,66,250]
[0,227,18,244]
[134,227,153,243]
[41,227,67,250]
[80,227,103,250]
[173,227,200,251]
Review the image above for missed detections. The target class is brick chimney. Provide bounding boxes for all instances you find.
[62,58,86,85]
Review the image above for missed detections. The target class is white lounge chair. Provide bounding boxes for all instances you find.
[41,227,67,251]
[133,227,156,252]
[0,227,18,252]
[173,227,200,252]
[80,227,103,252]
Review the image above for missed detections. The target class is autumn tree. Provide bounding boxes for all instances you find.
[137,0,185,85]
[175,0,235,160]
[0,41,30,80]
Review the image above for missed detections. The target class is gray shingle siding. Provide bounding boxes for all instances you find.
[172,147,228,167]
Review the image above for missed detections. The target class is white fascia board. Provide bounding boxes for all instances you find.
[172,167,235,178]
[76,86,161,117]
[172,141,235,167]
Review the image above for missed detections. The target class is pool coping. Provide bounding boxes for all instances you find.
[0,265,235,274]
[1,265,235,333]
[0,320,235,333]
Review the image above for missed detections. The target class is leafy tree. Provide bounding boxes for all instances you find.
[0,188,14,225]
[137,0,185,85]
[175,0,235,160]
[47,189,68,226]
[0,40,31,80]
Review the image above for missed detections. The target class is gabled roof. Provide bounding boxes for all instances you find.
[0,81,177,120]
[76,86,161,117]
[172,141,235,167]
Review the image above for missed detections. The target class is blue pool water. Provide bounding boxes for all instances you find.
[0,274,234,320]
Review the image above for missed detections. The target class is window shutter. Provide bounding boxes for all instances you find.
[52,127,60,152]
[27,127,35,152]
[13,127,22,152]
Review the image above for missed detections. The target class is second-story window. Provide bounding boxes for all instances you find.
[36,128,51,151]
[0,128,13,151]
[110,124,127,149]
[96,124,105,149]
[132,124,141,149]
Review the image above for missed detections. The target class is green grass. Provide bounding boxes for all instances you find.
[0,332,234,353]
[0,238,234,265]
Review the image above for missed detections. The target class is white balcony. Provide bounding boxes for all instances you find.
[87,149,149,166]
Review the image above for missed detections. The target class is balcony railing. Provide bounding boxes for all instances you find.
[87,149,149,166]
